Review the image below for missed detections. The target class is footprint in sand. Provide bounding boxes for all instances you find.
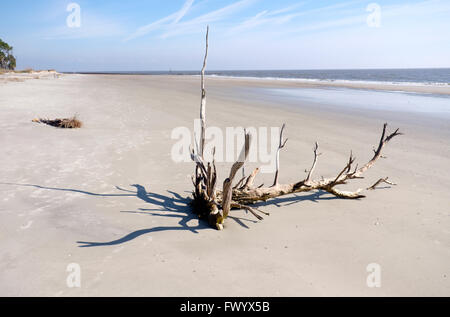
[20,220,33,230]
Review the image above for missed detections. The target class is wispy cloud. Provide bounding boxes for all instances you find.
[126,0,256,40]
[287,0,450,36]
[179,0,255,25]
[268,2,306,16]
[125,0,195,41]
[160,0,256,38]
[228,3,305,33]
[228,0,365,34]
[173,0,195,24]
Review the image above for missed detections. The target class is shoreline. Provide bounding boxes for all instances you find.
[205,75,450,95]
[61,73,450,95]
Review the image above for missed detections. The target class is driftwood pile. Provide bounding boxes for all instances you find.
[32,116,82,129]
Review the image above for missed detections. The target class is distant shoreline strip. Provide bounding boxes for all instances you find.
[67,70,450,87]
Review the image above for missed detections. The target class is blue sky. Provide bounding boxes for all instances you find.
[1,0,449,71]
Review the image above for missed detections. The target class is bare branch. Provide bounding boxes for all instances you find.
[209,147,217,200]
[305,142,320,184]
[190,146,208,178]
[234,176,247,190]
[332,151,355,184]
[241,168,260,190]
[272,123,288,187]
[356,123,403,176]
[217,124,402,205]
[231,203,269,220]
[228,133,251,181]
[325,187,366,199]
[367,177,397,190]
[199,26,209,158]
[222,133,251,221]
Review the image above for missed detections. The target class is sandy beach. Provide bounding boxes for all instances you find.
[0,74,449,296]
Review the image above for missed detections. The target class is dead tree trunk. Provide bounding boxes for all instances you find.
[190,27,403,230]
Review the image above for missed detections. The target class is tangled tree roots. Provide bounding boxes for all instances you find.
[190,27,403,230]
[32,116,82,129]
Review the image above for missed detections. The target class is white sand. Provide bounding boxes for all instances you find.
[0,74,449,296]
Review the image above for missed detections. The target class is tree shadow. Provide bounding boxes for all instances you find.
[1,183,339,248]
[253,190,339,209]
[1,182,136,198]
[0,182,258,247]
[77,185,268,247]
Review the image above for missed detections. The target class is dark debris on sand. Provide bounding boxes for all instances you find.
[32,116,82,129]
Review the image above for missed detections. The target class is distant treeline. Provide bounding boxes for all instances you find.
[0,39,16,70]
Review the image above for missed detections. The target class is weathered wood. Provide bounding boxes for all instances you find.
[272,123,288,187]
[221,133,250,222]
[241,168,260,190]
[213,123,402,205]
[189,27,403,230]
[305,142,320,184]
[199,26,209,158]
[367,177,396,190]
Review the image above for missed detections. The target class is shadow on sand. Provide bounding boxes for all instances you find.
[1,182,338,247]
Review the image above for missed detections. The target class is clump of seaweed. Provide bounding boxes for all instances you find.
[32,116,82,129]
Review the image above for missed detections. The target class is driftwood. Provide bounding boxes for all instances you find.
[32,116,82,129]
[190,28,403,230]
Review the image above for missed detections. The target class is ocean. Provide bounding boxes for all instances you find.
[76,68,450,86]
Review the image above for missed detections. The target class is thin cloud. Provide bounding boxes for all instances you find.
[229,5,299,33]
[181,0,255,25]
[125,0,195,41]
[228,0,365,34]
[159,0,256,38]
[288,0,450,36]
[267,2,306,16]
[173,0,195,24]
[126,0,256,40]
